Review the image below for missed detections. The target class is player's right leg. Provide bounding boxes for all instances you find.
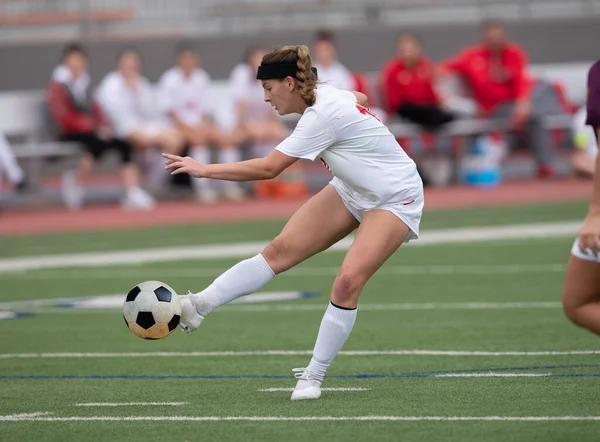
[562,242,600,334]
[292,208,411,400]
[179,185,359,332]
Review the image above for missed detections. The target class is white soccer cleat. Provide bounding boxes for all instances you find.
[196,188,219,205]
[121,187,156,211]
[291,368,322,401]
[178,292,206,333]
[221,185,245,202]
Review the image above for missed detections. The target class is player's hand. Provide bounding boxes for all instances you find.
[578,211,600,256]
[162,153,206,178]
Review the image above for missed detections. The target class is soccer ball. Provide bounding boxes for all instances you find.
[123,281,181,339]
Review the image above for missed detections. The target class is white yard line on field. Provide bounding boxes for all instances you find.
[2,414,600,422]
[434,373,552,378]
[259,388,371,392]
[0,263,566,280]
[222,301,562,313]
[0,299,562,312]
[1,349,599,359]
[0,221,580,273]
[73,402,188,407]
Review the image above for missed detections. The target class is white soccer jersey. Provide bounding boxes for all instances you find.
[276,85,422,207]
[313,62,355,91]
[96,72,159,138]
[157,67,212,126]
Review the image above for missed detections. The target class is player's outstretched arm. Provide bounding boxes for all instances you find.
[163,150,298,182]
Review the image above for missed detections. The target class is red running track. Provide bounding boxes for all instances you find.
[0,179,592,236]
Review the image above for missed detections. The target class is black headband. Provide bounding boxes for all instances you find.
[256,63,298,80]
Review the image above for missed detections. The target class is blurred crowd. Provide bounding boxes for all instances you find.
[0,20,597,210]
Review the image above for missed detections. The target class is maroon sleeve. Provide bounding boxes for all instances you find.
[585,60,600,128]
[47,81,95,134]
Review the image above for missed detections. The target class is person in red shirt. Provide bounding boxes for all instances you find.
[380,32,455,185]
[46,43,153,210]
[380,32,454,131]
[439,20,564,178]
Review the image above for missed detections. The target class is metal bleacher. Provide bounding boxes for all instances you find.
[0,59,590,196]
[0,0,595,201]
[0,0,599,41]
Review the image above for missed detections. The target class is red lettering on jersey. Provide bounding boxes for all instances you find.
[320,157,332,172]
[356,104,381,122]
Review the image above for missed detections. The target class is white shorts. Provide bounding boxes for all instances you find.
[329,177,424,243]
[571,238,600,263]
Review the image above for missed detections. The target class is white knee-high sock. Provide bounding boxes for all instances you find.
[218,148,241,189]
[305,302,357,381]
[194,253,275,314]
[190,146,211,191]
[0,133,24,183]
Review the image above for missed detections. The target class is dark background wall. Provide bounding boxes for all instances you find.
[0,17,598,90]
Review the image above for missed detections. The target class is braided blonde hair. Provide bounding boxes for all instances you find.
[260,45,318,106]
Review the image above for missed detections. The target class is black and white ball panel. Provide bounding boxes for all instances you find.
[154,286,172,302]
[122,280,182,340]
[125,286,141,302]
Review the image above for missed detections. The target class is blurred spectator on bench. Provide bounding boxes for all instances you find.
[439,20,568,179]
[571,106,597,177]
[46,43,153,210]
[215,46,303,200]
[157,44,245,203]
[380,32,455,185]
[312,29,386,122]
[311,30,354,91]
[0,130,26,194]
[381,32,454,131]
[96,48,184,197]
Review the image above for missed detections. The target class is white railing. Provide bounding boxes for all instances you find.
[0,0,598,42]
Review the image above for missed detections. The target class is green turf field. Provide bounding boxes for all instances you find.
[1,200,599,442]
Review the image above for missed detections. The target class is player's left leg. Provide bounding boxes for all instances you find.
[562,251,600,334]
[292,209,411,400]
[179,185,359,332]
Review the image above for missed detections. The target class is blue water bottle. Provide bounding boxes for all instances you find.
[461,134,504,187]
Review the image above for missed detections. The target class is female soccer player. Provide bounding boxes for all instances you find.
[163,45,424,400]
[562,60,600,333]
[216,47,293,199]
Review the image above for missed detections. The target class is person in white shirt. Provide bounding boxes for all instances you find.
[48,44,153,211]
[311,30,354,91]
[158,45,245,203]
[0,131,25,194]
[163,45,424,401]
[220,47,287,157]
[216,46,290,198]
[571,106,598,177]
[312,30,388,124]
[96,48,184,193]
